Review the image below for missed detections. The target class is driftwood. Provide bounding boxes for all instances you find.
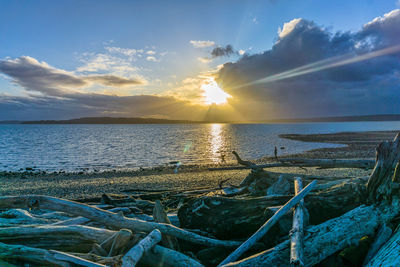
[122,229,161,266]
[0,195,240,247]
[0,242,106,267]
[179,177,366,240]
[222,204,397,266]
[101,229,133,256]
[218,180,316,266]
[209,158,374,171]
[365,225,400,266]
[290,177,305,266]
[223,133,400,266]
[363,223,393,265]
[140,244,205,267]
[153,200,180,250]
[53,207,131,226]
[0,225,115,252]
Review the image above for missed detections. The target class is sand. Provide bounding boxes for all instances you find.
[1,130,397,199]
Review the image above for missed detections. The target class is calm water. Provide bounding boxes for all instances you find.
[1,122,400,172]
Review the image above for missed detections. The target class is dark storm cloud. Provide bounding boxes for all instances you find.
[215,9,400,118]
[0,56,144,96]
[211,45,235,58]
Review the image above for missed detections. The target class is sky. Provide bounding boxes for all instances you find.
[0,0,399,121]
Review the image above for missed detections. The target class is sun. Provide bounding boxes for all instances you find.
[201,79,232,105]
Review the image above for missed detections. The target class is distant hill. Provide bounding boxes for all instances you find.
[2,114,400,124]
[20,117,200,124]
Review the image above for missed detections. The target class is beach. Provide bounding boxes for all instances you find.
[2,130,395,199]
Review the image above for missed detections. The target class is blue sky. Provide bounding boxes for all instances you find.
[0,0,400,121]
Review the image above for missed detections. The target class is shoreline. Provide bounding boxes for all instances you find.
[1,130,398,199]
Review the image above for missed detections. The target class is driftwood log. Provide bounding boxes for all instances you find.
[178,176,366,240]
[365,225,400,266]
[140,244,205,267]
[363,223,393,265]
[218,180,316,266]
[0,225,115,252]
[223,133,400,266]
[0,195,240,248]
[0,242,106,267]
[153,200,180,250]
[290,177,305,266]
[122,229,161,266]
[209,158,374,171]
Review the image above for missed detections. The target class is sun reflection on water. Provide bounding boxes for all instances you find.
[209,124,225,163]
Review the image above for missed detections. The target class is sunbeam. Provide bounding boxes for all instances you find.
[235,44,400,88]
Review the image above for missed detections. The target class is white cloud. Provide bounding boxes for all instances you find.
[252,17,258,24]
[146,56,157,62]
[238,49,246,55]
[190,40,215,48]
[146,50,156,55]
[278,18,302,38]
[105,46,143,57]
[76,53,139,75]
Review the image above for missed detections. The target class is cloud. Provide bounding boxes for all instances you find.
[105,46,144,57]
[211,45,235,58]
[216,9,400,118]
[190,40,215,48]
[86,75,144,87]
[0,56,210,121]
[0,56,145,97]
[146,56,157,62]
[277,18,302,38]
[238,49,246,56]
[197,57,212,63]
[146,50,156,55]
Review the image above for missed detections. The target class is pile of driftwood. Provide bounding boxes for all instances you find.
[2,134,400,266]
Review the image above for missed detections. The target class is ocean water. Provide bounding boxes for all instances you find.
[1,121,400,172]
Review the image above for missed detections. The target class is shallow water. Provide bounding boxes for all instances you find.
[1,121,400,171]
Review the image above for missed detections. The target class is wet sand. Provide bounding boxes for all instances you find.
[2,130,397,199]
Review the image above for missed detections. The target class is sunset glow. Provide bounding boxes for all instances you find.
[201,79,231,105]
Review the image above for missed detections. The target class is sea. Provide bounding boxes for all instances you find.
[1,121,400,172]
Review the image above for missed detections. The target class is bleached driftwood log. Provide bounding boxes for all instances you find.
[0,225,115,252]
[0,242,106,267]
[365,226,400,266]
[0,209,51,227]
[0,195,240,248]
[290,177,305,266]
[208,158,374,171]
[223,133,400,266]
[153,200,179,250]
[53,207,131,226]
[122,229,161,267]
[218,180,316,266]
[140,244,205,267]
[363,223,392,265]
